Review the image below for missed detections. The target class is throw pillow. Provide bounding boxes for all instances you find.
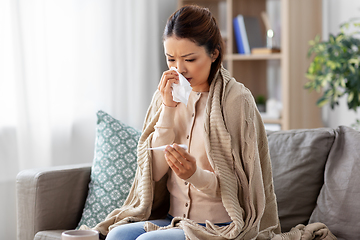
[267,128,335,232]
[77,110,141,228]
[309,126,360,239]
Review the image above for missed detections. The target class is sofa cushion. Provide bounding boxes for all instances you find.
[267,128,335,232]
[309,126,360,240]
[76,110,141,228]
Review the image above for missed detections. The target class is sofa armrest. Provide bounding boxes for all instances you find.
[16,163,92,240]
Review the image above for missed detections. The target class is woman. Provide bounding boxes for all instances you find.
[93,5,281,240]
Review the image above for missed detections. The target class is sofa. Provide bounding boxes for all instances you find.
[16,117,360,240]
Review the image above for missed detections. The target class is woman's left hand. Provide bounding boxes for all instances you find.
[164,144,196,180]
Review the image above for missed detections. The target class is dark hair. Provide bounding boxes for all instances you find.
[163,5,224,85]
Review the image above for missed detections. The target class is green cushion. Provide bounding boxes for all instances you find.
[77,110,141,228]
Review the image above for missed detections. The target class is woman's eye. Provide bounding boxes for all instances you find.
[167,59,175,62]
[186,59,195,62]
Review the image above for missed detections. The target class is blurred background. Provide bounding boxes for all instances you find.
[0,0,359,239]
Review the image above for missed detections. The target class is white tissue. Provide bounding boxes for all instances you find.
[170,67,192,106]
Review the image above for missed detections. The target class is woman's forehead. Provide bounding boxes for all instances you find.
[163,37,206,56]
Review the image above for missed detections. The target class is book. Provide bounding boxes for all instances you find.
[236,14,250,54]
[243,16,265,51]
[233,16,245,54]
[233,15,265,54]
[251,47,281,54]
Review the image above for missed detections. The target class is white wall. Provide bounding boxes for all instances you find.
[322,0,360,128]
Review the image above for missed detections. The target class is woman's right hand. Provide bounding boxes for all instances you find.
[158,69,179,107]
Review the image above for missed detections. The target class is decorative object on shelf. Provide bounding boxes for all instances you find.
[266,29,275,49]
[252,12,280,55]
[256,95,266,112]
[305,18,360,129]
[266,98,282,119]
[260,98,282,120]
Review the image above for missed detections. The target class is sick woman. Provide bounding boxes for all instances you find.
[93,5,281,240]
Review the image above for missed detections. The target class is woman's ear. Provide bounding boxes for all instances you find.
[211,49,220,62]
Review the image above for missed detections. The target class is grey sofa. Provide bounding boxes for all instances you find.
[16,126,360,240]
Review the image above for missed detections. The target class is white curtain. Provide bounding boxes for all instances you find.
[0,0,176,238]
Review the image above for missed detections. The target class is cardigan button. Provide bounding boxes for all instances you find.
[185,203,189,207]
[184,182,188,185]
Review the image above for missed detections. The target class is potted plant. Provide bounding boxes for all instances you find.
[255,95,266,113]
[305,18,360,129]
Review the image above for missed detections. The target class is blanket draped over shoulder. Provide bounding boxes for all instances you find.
[81,67,336,240]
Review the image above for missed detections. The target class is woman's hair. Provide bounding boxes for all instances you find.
[163,5,225,85]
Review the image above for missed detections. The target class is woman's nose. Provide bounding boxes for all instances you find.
[177,62,186,74]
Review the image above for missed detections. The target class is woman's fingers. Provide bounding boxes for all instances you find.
[158,70,178,91]
[173,144,191,160]
[158,70,179,107]
[164,144,196,179]
[165,151,181,170]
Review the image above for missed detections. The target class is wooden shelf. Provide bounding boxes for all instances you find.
[263,118,282,124]
[178,0,323,130]
[226,53,282,61]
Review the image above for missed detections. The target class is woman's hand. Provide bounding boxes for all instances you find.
[164,144,196,180]
[158,69,179,107]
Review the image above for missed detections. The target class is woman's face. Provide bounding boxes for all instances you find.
[163,36,218,92]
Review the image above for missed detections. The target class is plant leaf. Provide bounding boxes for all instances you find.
[317,96,329,107]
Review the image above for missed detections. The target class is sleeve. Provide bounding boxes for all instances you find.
[151,104,177,182]
[152,104,177,146]
[185,166,221,198]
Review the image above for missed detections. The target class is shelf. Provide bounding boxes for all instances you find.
[182,0,224,2]
[178,0,323,130]
[226,53,282,61]
[262,118,282,124]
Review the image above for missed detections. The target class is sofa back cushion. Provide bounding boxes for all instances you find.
[309,126,360,240]
[267,128,335,232]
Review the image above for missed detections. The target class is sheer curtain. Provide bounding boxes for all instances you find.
[0,0,176,238]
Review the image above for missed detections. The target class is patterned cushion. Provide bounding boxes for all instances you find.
[77,110,141,228]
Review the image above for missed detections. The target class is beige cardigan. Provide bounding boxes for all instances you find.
[88,67,336,240]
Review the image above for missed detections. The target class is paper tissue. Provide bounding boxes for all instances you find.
[170,67,192,106]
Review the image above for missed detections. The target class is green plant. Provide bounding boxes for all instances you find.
[255,95,266,105]
[351,119,360,130]
[305,18,360,129]
[255,95,266,113]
